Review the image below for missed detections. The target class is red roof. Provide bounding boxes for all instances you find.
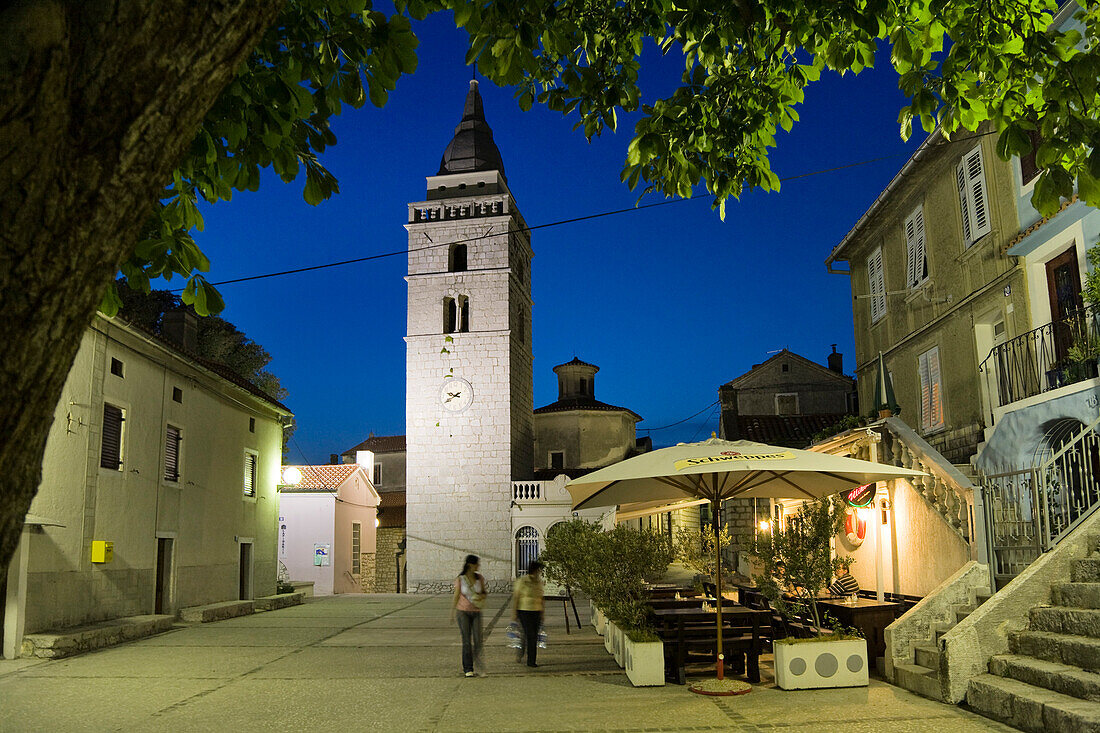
[378,491,406,509]
[281,464,358,492]
[342,434,406,456]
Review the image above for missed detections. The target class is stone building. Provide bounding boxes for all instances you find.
[404,80,533,592]
[718,347,856,447]
[533,357,644,476]
[825,122,1025,465]
[2,314,291,658]
[341,434,406,592]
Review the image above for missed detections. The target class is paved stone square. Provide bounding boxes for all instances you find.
[0,594,1015,732]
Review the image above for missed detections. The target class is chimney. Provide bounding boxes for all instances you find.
[329,453,339,465]
[162,309,198,352]
[827,345,844,374]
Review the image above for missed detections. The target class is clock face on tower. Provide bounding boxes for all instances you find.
[439,377,473,413]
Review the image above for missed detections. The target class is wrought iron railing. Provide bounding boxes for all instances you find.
[979,415,1100,588]
[978,304,1100,415]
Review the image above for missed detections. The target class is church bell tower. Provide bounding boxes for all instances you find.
[404,81,534,592]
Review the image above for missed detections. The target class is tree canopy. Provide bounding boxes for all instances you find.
[123,0,1100,315]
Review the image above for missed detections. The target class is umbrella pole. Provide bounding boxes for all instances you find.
[713,498,724,680]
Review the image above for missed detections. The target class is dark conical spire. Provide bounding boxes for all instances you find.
[438,80,507,180]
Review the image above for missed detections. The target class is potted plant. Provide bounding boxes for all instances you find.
[543,520,673,686]
[748,496,868,690]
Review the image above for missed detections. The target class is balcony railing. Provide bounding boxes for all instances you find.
[512,481,547,502]
[978,304,1099,416]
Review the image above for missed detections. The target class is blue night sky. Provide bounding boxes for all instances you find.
[194,14,927,462]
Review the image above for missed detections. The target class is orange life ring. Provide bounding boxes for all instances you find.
[845,507,867,547]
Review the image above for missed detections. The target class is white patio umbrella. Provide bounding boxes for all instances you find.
[567,437,924,682]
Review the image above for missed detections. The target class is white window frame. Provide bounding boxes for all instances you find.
[351,522,362,575]
[243,450,259,499]
[867,247,886,324]
[904,204,928,288]
[918,346,946,433]
[774,393,799,416]
[957,144,992,247]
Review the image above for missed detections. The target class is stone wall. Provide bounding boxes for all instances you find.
[373,528,405,593]
[358,552,376,593]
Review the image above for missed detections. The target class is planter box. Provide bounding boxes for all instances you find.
[594,605,606,636]
[774,638,869,690]
[604,620,616,654]
[624,636,665,687]
[612,624,625,668]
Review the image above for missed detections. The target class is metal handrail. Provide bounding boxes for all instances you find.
[978,304,1100,417]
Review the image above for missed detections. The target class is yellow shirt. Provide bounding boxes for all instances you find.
[513,574,544,612]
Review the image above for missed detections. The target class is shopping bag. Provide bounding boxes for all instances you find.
[537,627,547,649]
[505,621,522,649]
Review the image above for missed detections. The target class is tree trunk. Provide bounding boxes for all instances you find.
[0,0,283,587]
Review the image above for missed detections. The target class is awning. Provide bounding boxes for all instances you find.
[24,513,65,528]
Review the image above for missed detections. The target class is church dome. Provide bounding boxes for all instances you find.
[438,80,507,180]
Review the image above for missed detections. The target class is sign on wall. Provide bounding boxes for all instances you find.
[844,483,876,508]
[313,543,331,566]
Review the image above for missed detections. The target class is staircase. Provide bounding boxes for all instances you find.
[967,535,1100,732]
[893,585,993,701]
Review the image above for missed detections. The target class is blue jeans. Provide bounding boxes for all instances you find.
[456,610,483,673]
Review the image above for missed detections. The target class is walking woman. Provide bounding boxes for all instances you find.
[451,554,487,677]
[512,560,545,668]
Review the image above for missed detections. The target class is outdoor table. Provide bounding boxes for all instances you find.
[651,605,771,685]
[814,597,903,661]
[645,586,695,600]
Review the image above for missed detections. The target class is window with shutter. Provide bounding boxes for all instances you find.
[373,463,382,486]
[243,453,257,497]
[957,145,992,247]
[164,425,181,482]
[867,247,886,323]
[100,404,125,470]
[919,347,945,432]
[904,205,928,288]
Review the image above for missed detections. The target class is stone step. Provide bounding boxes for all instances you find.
[1052,583,1100,610]
[1030,606,1100,638]
[933,622,955,643]
[20,614,175,659]
[914,643,941,669]
[1010,630,1100,673]
[179,599,255,623]
[1074,558,1100,583]
[990,654,1100,702]
[968,673,1100,733]
[956,605,976,623]
[894,662,942,701]
[254,592,304,612]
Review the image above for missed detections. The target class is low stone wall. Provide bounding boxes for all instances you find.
[940,507,1100,703]
[883,561,989,685]
[925,422,982,465]
[21,614,175,659]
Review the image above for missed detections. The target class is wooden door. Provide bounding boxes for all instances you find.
[1046,246,1083,362]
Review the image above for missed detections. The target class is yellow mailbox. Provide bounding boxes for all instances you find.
[90,540,114,564]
